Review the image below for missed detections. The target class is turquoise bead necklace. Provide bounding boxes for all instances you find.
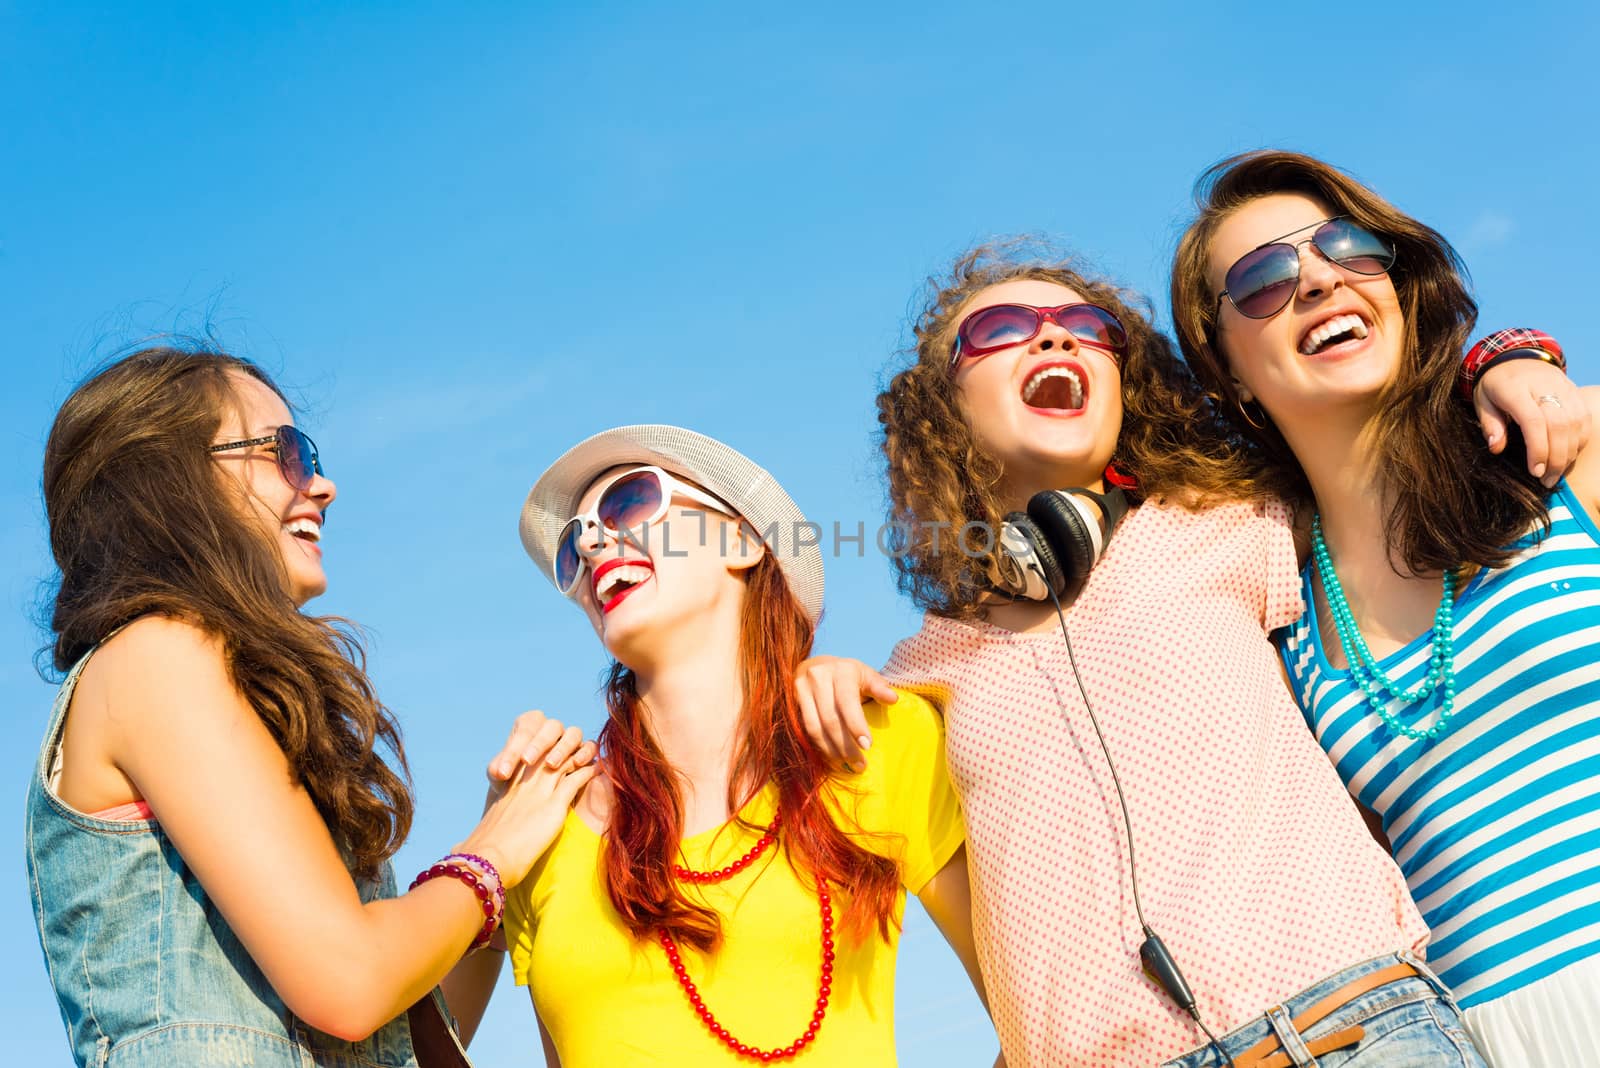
[1311,514,1458,741]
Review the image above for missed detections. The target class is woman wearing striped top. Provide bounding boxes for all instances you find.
[1171,150,1600,1065]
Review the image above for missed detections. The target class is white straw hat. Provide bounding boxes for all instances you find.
[519,425,825,625]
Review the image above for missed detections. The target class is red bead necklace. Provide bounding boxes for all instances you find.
[660,813,836,1062]
[672,812,783,883]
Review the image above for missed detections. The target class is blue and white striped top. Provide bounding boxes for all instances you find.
[1281,479,1600,1008]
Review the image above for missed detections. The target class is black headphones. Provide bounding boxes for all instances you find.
[998,486,1129,601]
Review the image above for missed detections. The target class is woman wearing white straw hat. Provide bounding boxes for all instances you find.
[507,424,994,1067]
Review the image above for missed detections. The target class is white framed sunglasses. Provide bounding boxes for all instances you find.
[555,465,734,596]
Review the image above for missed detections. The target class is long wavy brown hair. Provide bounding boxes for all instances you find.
[879,240,1264,618]
[43,346,412,879]
[1170,150,1547,573]
[598,551,901,952]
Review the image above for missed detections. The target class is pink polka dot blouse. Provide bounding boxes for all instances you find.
[883,499,1428,1067]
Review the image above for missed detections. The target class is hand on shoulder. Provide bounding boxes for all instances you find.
[1473,352,1591,486]
[795,655,899,772]
[461,710,598,887]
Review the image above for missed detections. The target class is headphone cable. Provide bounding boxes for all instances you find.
[1040,576,1237,1068]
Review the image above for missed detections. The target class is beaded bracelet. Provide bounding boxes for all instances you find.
[410,861,501,951]
[1460,328,1565,399]
[443,851,506,915]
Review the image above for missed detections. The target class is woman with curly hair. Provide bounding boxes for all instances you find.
[27,347,596,1067]
[505,425,991,1066]
[788,241,1584,1065]
[1170,150,1600,1064]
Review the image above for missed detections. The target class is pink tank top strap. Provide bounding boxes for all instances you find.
[89,800,154,822]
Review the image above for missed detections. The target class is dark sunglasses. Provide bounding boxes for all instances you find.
[555,465,731,596]
[1217,216,1396,320]
[950,302,1129,371]
[207,425,325,493]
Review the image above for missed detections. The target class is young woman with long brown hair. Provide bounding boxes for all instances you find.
[789,239,1588,1065]
[27,346,596,1067]
[1171,150,1600,1065]
[507,424,989,1066]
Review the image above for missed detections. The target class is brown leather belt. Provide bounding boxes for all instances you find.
[1231,961,1422,1068]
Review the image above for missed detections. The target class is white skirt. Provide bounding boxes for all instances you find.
[1463,956,1600,1067]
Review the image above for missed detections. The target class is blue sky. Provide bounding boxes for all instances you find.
[4,2,1597,1064]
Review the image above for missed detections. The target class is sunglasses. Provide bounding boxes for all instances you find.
[207,425,325,493]
[950,302,1129,371]
[555,465,734,596]
[1217,216,1396,320]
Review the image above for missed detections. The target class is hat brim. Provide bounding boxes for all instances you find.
[519,425,825,625]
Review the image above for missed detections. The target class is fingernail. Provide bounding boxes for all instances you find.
[857,735,872,750]
[1534,463,1547,478]
[496,760,511,777]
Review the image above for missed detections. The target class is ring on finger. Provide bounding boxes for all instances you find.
[1538,394,1564,408]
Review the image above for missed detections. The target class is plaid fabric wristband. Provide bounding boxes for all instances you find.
[1461,328,1566,398]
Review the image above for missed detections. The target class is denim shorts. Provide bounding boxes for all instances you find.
[1160,952,1488,1068]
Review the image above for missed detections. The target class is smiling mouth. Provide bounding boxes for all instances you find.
[284,517,321,543]
[1022,365,1086,410]
[594,562,653,609]
[1299,313,1370,356]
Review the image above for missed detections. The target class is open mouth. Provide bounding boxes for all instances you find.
[1299,313,1370,356]
[284,517,321,544]
[593,560,653,611]
[1021,363,1086,411]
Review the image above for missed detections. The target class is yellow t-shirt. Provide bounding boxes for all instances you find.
[504,691,963,1067]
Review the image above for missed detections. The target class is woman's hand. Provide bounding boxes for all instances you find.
[459,710,598,888]
[1475,358,1591,487]
[439,713,597,1041]
[795,656,898,772]
[484,709,597,802]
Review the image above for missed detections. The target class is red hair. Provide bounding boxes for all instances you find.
[598,553,901,952]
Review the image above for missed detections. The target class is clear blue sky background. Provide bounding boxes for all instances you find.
[4,3,1597,1064]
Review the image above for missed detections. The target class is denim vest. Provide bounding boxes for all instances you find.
[24,645,470,1068]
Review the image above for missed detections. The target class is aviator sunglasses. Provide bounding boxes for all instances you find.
[950,302,1129,371]
[207,425,325,493]
[1217,216,1396,320]
[555,465,734,596]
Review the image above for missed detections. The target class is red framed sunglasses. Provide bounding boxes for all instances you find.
[950,302,1129,371]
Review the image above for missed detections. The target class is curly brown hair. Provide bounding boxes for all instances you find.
[43,346,412,879]
[1170,150,1547,574]
[877,240,1265,618]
